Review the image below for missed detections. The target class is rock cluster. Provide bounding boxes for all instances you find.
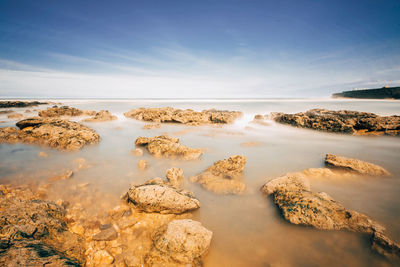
[325,154,391,176]
[124,107,242,125]
[190,155,247,194]
[0,189,85,266]
[39,106,95,117]
[0,101,48,108]
[146,219,212,266]
[83,110,117,122]
[261,165,400,259]
[0,117,100,150]
[135,135,203,160]
[272,109,400,136]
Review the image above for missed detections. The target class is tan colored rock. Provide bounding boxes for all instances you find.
[165,167,184,188]
[37,151,49,158]
[143,123,161,129]
[7,113,23,119]
[70,224,85,236]
[127,182,200,214]
[49,170,74,182]
[325,154,391,176]
[261,172,311,195]
[124,107,242,125]
[190,155,246,194]
[0,117,100,151]
[137,159,148,170]
[0,101,47,108]
[135,135,203,160]
[146,219,212,266]
[131,148,143,156]
[83,110,117,122]
[93,250,114,265]
[39,106,85,117]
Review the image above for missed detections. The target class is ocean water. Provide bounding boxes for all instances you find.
[0,98,400,266]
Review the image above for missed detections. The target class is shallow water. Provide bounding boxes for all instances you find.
[1,99,400,266]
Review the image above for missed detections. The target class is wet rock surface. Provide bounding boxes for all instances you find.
[0,190,85,265]
[146,219,213,266]
[135,135,203,160]
[7,113,23,119]
[39,106,95,118]
[124,107,242,125]
[190,155,247,194]
[0,117,100,150]
[83,110,117,122]
[0,101,48,108]
[325,154,391,176]
[272,109,400,136]
[261,168,400,260]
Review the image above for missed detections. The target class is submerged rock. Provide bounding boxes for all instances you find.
[126,181,200,214]
[137,159,148,170]
[0,196,85,264]
[83,110,117,122]
[0,101,48,108]
[325,154,391,176]
[190,155,247,194]
[272,109,400,136]
[135,135,203,160]
[146,219,212,266]
[166,167,185,188]
[0,117,100,150]
[143,123,161,129]
[92,227,118,241]
[7,113,23,119]
[124,107,242,125]
[261,169,400,260]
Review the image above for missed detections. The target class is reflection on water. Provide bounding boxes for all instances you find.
[0,99,399,266]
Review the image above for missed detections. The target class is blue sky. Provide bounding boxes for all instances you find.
[0,0,399,98]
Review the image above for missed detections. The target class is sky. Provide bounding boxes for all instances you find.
[0,0,399,98]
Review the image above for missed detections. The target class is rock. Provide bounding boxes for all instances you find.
[7,113,23,119]
[261,168,400,260]
[92,227,118,241]
[272,109,400,136]
[135,135,203,160]
[83,110,117,122]
[143,123,161,129]
[127,182,200,214]
[325,154,391,176]
[0,110,13,114]
[165,167,184,188]
[0,101,47,108]
[117,217,137,230]
[25,109,31,113]
[0,195,85,264]
[0,117,100,150]
[190,155,247,194]
[92,250,114,265]
[70,224,85,236]
[37,151,48,158]
[49,170,74,181]
[146,219,212,266]
[73,157,90,170]
[131,148,143,156]
[124,107,242,125]
[39,106,86,117]
[137,159,148,170]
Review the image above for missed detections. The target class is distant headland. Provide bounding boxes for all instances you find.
[332,86,400,99]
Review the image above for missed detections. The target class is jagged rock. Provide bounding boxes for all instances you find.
[190,155,246,194]
[137,159,148,170]
[0,196,85,264]
[126,181,200,214]
[146,219,212,266]
[166,167,184,188]
[135,135,202,160]
[92,227,118,241]
[261,169,400,260]
[272,109,400,136]
[0,101,47,108]
[0,117,100,150]
[39,106,87,117]
[325,154,391,176]
[83,110,117,122]
[124,107,242,125]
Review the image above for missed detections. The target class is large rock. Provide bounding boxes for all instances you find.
[146,219,212,266]
[0,117,100,150]
[0,196,85,264]
[272,109,400,136]
[83,110,117,122]
[135,135,203,160]
[127,181,200,214]
[325,154,391,176]
[190,155,246,194]
[124,107,242,125]
[261,169,400,260]
[0,101,47,108]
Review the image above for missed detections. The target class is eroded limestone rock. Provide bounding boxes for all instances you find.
[190,155,246,194]
[83,110,117,122]
[135,135,203,160]
[325,154,391,176]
